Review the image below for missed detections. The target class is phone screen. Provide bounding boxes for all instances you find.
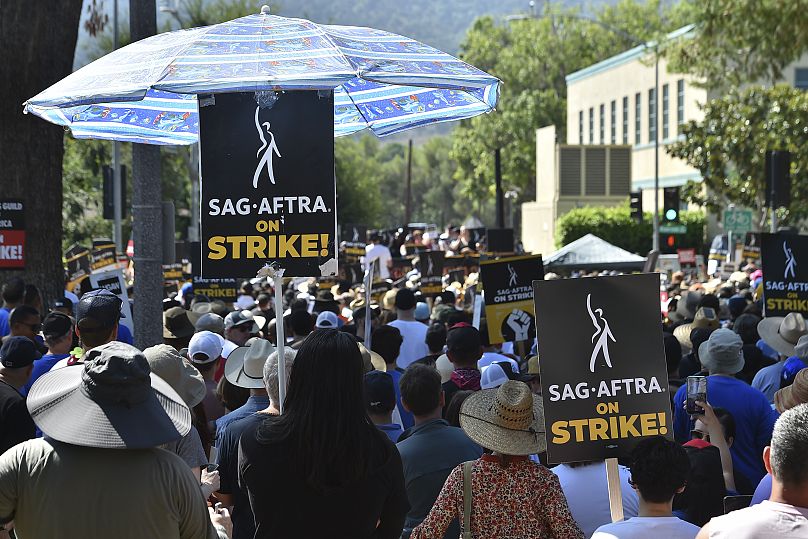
[686,375,707,414]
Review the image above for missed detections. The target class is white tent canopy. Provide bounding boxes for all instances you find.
[544,234,646,271]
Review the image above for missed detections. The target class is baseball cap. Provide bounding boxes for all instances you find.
[0,336,41,368]
[480,363,509,389]
[42,312,73,339]
[363,370,396,412]
[194,313,225,335]
[394,288,417,311]
[76,289,124,329]
[52,297,73,310]
[315,311,339,329]
[188,330,223,364]
[414,302,430,321]
[446,322,481,353]
[224,311,258,333]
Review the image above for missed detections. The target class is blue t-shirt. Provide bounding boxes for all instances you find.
[215,395,270,447]
[21,353,70,396]
[673,375,778,489]
[0,307,10,338]
[116,324,134,345]
[387,368,414,430]
[752,362,784,403]
[751,473,773,505]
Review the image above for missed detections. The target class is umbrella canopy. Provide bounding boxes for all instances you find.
[24,8,499,144]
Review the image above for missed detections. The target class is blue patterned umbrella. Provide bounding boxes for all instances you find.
[24,8,499,144]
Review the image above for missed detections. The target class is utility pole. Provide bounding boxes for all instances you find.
[404,138,413,224]
[112,0,122,253]
[130,0,164,349]
[495,148,504,228]
[652,52,660,251]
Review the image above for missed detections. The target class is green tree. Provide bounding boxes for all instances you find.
[666,0,808,89]
[667,85,808,225]
[334,136,384,226]
[451,1,689,229]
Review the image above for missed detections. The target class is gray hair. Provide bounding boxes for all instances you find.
[263,347,296,406]
[770,403,808,486]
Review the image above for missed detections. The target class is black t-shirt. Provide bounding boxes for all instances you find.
[238,420,408,539]
[0,380,35,454]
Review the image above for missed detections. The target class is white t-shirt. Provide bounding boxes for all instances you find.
[387,319,429,369]
[478,351,520,372]
[592,516,700,539]
[552,461,639,538]
[363,243,392,279]
[703,500,808,538]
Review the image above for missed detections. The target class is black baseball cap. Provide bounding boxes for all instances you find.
[394,288,417,311]
[446,322,482,353]
[76,289,125,330]
[363,370,396,412]
[42,312,73,339]
[52,297,73,310]
[0,336,41,368]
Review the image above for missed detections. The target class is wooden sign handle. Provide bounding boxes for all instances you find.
[605,457,625,523]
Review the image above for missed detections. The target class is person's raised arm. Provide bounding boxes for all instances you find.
[696,401,736,492]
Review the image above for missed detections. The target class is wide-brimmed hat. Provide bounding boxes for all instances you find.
[673,307,720,352]
[358,343,386,372]
[758,313,808,357]
[669,291,703,323]
[459,380,546,455]
[774,368,808,413]
[225,339,275,389]
[27,342,190,449]
[143,344,206,408]
[698,328,744,375]
[163,306,195,340]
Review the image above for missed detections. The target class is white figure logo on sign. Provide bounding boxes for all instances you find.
[507,264,518,287]
[784,241,797,279]
[252,106,282,188]
[587,293,616,373]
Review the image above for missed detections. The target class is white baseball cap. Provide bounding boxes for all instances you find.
[315,311,339,329]
[188,331,223,364]
[480,363,509,390]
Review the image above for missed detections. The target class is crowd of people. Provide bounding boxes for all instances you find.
[0,261,807,538]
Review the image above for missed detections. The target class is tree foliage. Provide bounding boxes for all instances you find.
[556,205,705,254]
[666,0,808,89]
[667,85,808,225]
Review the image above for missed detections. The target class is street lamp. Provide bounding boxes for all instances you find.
[504,10,662,251]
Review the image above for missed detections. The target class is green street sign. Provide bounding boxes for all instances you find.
[660,224,687,234]
[723,209,753,236]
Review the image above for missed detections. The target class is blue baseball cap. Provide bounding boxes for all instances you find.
[0,336,41,368]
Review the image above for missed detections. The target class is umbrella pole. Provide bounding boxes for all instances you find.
[363,259,375,350]
[273,270,286,413]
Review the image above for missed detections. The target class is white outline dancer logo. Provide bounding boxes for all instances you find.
[426,255,434,276]
[784,241,797,279]
[507,264,518,287]
[587,293,616,373]
[252,106,282,188]
[352,227,360,242]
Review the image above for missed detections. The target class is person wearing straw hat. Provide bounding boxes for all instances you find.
[412,381,583,539]
[215,340,274,446]
[0,342,221,538]
[673,329,779,492]
[754,314,808,403]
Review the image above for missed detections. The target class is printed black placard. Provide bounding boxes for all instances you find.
[0,199,25,269]
[533,273,672,464]
[418,251,445,297]
[192,276,239,303]
[479,255,543,344]
[341,224,367,257]
[486,228,514,253]
[200,91,337,278]
[743,232,762,264]
[761,233,808,317]
[65,244,91,291]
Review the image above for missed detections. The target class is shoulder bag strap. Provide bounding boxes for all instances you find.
[462,460,473,539]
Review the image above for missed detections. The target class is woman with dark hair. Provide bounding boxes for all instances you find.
[444,389,474,428]
[239,330,408,538]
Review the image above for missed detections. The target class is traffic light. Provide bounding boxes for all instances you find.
[629,191,643,223]
[663,187,680,223]
[664,234,677,252]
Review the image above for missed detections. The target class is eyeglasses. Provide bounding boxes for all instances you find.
[690,429,710,443]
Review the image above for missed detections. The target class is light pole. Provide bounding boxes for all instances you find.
[505,9,662,250]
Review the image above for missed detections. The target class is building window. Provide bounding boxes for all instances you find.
[662,83,669,140]
[634,93,641,145]
[796,68,808,89]
[610,100,616,144]
[677,79,685,132]
[622,96,628,144]
[589,107,594,144]
[648,88,657,144]
[579,110,584,144]
[599,104,605,144]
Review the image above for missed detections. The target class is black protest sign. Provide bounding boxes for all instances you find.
[193,276,238,303]
[743,232,762,264]
[486,228,514,254]
[533,273,672,464]
[0,200,25,269]
[65,244,91,292]
[761,233,808,317]
[90,238,117,273]
[89,270,134,334]
[370,280,392,303]
[342,224,367,257]
[200,91,336,279]
[163,263,184,283]
[418,251,445,296]
[339,260,364,285]
[390,257,413,281]
[479,255,543,344]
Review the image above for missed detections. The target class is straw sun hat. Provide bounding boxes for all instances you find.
[459,380,546,456]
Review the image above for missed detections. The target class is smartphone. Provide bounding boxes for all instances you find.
[206,463,219,473]
[700,307,716,319]
[686,375,707,415]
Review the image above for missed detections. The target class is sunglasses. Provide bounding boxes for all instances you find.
[19,321,42,333]
[234,324,252,332]
[691,429,711,443]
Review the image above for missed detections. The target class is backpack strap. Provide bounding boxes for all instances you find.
[461,460,473,539]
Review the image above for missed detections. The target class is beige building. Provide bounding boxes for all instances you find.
[522,26,808,256]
